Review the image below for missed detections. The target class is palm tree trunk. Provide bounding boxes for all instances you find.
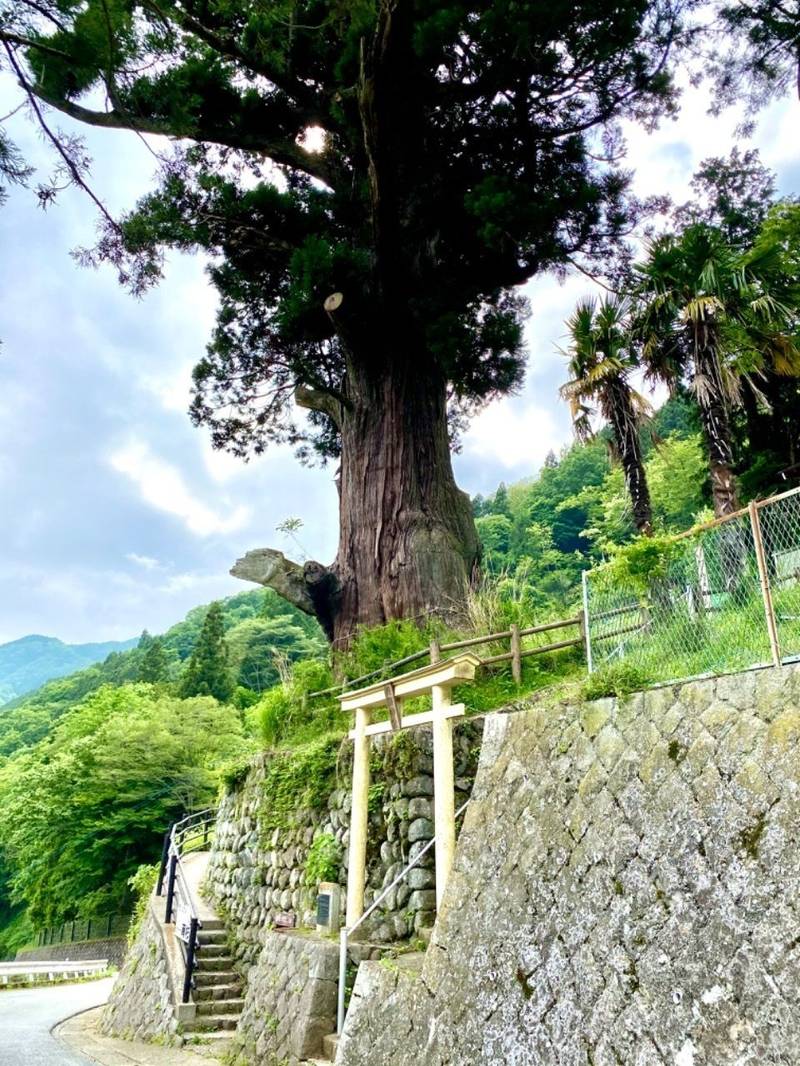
[694,339,739,517]
[607,377,653,534]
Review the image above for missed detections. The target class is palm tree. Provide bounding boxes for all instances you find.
[634,223,800,517]
[560,296,654,535]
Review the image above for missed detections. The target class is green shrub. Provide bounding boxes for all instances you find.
[126,864,159,947]
[260,732,343,833]
[219,754,254,792]
[581,662,651,701]
[304,833,342,887]
[605,533,680,594]
[338,619,430,682]
[232,686,260,711]
[254,658,340,749]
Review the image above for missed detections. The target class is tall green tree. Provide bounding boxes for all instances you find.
[180,603,233,703]
[137,636,169,684]
[634,223,800,516]
[560,296,654,534]
[674,148,777,248]
[1,0,691,644]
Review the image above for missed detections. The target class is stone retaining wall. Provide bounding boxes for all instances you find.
[206,723,481,961]
[100,901,179,1044]
[15,937,127,967]
[226,929,339,1066]
[338,664,800,1065]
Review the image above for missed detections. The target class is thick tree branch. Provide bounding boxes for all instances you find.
[231,548,340,640]
[25,81,343,190]
[140,0,329,120]
[295,383,346,428]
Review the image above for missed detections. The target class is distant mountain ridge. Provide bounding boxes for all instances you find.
[0,634,138,706]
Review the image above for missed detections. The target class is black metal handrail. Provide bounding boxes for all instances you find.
[157,808,216,1003]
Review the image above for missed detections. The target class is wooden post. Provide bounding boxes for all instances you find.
[429,638,441,665]
[510,623,521,685]
[345,705,371,926]
[750,500,781,667]
[431,682,456,910]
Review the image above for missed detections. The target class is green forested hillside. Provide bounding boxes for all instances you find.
[0,589,325,759]
[0,634,139,706]
[0,589,325,957]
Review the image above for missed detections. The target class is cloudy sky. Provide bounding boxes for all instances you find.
[0,71,797,646]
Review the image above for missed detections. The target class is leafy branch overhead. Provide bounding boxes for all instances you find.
[1,0,693,462]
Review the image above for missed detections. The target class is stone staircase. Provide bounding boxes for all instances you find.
[174,856,244,1050]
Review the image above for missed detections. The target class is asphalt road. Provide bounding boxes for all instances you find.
[0,977,114,1065]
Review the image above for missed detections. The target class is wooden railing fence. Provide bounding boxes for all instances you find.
[308,614,585,700]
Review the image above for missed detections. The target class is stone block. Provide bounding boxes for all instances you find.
[408,797,433,820]
[407,889,436,912]
[408,818,434,843]
[402,775,435,797]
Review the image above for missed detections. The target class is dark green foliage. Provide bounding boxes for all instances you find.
[180,603,234,702]
[710,1,800,126]
[3,0,691,462]
[137,636,169,684]
[673,148,777,248]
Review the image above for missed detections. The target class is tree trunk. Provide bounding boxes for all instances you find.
[694,340,740,517]
[330,355,479,647]
[607,377,653,535]
[233,353,480,647]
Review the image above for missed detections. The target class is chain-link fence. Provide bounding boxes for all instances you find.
[583,486,800,684]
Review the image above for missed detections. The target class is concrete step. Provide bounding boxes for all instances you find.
[196,918,224,933]
[197,997,244,1017]
[194,982,243,1002]
[197,928,227,945]
[196,956,235,972]
[322,1033,340,1060]
[184,1030,236,1052]
[183,1014,239,1033]
[197,943,230,958]
[194,969,239,987]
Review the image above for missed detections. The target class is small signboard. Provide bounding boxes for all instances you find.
[274,912,296,930]
[175,904,192,944]
[317,893,331,926]
[315,882,341,934]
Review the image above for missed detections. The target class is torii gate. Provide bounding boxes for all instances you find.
[338,652,481,926]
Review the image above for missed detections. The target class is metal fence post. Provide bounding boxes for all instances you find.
[510,624,522,685]
[749,500,781,667]
[182,918,199,1003]
[581,570,594,674]
[164,854,178,924]
[156,830,172,895]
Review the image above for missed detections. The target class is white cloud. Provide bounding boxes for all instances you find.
[126,552,161,570]
[109,440,251,536]
[463,399,562,471]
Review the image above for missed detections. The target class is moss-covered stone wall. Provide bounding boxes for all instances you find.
[205,722,482,965]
